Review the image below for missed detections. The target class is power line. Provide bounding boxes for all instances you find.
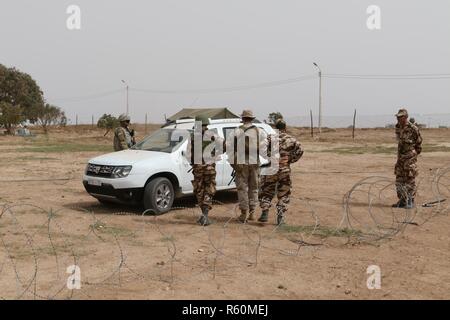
[130,74,316,94]
[323,73,450,79]
[48,88,123,103]
[326,73,450,77]
[45,72,450,103]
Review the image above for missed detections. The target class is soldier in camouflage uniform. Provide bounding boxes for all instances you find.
[185,115,223,226]
[393,108,422,209]
[114,114,135,151]
[226,110,266,223]
[258,119,303,225]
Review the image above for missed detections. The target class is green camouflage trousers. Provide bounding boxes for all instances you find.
[259,170,291,216]
[234,164,259,212]
[192,164,217,210]
[395,153,418,200]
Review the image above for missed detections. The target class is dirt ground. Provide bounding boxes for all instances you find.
[0,125,449,300]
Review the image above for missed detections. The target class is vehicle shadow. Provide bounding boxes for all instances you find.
[64,190,239,216]
[62,200,143,215]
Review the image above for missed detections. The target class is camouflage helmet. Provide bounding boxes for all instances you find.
[195,114,209,126]
[118,114,131,122]
[395,108,408,118]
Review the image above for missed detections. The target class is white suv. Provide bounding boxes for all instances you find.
[83,118,275,213]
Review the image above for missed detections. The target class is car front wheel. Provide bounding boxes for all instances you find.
[143,177,174,214]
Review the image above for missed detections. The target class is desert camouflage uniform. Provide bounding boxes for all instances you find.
[186,132,223,210]
[226,123,265,214]
[191,164,216,210]
[259,132,303,218]
[395,122,422,202]
[114,126,132,151]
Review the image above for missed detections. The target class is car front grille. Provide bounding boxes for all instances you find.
[83,181,144,202]
[86,164,115,178]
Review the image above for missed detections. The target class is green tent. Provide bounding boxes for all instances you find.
[166,108,240,123]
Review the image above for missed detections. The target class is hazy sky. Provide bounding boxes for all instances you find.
[1,0,449,124]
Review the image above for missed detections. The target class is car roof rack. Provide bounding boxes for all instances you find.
[162,117,243,128]
[209,118,242,124]
[175,118,195,124]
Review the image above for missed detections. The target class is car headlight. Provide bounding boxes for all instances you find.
[112,166,132,178]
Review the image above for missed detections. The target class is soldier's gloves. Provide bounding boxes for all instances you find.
[130,129,135,137]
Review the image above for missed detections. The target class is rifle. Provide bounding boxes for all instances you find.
[125,127,136,146]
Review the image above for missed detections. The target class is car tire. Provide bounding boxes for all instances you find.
[143,177,174,214]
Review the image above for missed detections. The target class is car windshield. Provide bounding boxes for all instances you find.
[133,129,189,153]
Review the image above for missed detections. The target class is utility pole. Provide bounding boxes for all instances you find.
[145,113,148,134]
[121,80,129,115]
[313,62,322,133]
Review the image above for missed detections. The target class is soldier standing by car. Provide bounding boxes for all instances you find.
[226,110,266,223]
[258,119,303,225]
[392,108,422,209]
[114,114,136,151]
[185,115,223,226]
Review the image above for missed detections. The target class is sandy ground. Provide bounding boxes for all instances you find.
[0,126,449,300]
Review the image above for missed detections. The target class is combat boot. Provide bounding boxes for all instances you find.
[405,197,415,209]
[276,214,285,226]
[197,207,211,226]
[197,215,205,225]
[392,199,406,208]
[238,210,248,223]
[248,210,255,221]
[258,210,269,223]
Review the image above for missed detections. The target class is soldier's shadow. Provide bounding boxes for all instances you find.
[173,190,238,208]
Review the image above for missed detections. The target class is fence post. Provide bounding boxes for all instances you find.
[352,109,357,140]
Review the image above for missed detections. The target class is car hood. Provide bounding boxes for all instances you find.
[88,149,173,166]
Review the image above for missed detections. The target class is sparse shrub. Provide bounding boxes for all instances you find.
[97,114,119,136]
[31,104,66,133]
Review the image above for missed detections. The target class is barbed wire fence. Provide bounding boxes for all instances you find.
[0,165,448,299]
